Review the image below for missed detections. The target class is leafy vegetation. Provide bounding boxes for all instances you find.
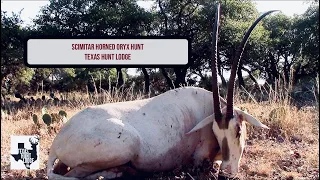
[1,0,318,99]
[28,105,68,134]
[1,0,319,180]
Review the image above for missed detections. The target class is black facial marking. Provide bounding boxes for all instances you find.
[222,137,230,161]
[235,124,241,138]
[216,116,230,130]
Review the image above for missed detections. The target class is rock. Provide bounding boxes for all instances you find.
[246,140,253,145]
[291,135,302,143]
[289,150,301,159]
[277,136,285,143]
[286,176,294,180]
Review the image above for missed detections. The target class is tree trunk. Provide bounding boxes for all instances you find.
[160,68,174,89]
[1,70,11,87]
[242,67,262,93]
[0,76,4,86]
[99,72,102,93]
[237,64,245,89]
[116,68,124,88]
[41,80,44,95]
[268,52,279,83]
[141,68,150,95]
[90,75,98,95]
[293,64,312,85]
[293,63,301,85]
[217,54,227,88]
[174,68,187,88]
[218,70,227,88]
[283,54,290,84]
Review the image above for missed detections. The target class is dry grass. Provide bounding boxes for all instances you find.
[1,106,82,179]
[1,88,319,180]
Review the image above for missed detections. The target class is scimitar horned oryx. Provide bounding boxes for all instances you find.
[187,3,278,178]
[46,4,278,180]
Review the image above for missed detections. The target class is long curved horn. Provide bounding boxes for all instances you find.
[212,3,222,120]
[226,10,279,120]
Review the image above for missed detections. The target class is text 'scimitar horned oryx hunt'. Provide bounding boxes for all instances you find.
[47,4,278,180]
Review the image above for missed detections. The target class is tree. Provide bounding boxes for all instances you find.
[1,10,34,93]
[291,3,319,84]
[262,13,295,84]
[154,0,271,89]
[154,0,201,87]
[141,68,150,94]
[2,0,318,95]
[261,4,319,86]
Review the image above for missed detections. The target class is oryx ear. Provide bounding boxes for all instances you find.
[235,108,269,129]
[186,114,214,135]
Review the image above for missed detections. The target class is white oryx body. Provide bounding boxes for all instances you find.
[47,4,277,179]
[47,87,226,179]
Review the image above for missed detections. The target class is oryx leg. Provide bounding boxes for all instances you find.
[82,165,138,180]
[63,158,134,178]
[193,123,220,166]
[62,120,141,178]
[63,150,137,178]
[53,160,69,175]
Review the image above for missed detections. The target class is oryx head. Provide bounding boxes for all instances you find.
[188,4,278,178]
